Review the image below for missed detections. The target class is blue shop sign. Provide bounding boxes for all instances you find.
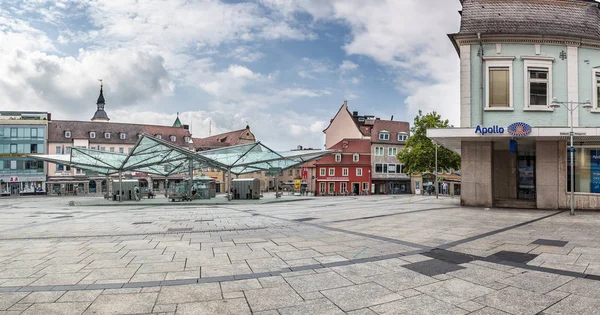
[475,125,504,135]
[475,122,532,136]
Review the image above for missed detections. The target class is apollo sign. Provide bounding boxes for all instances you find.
[475,122,532,137]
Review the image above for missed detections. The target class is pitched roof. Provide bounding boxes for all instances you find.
[192,126,256,151]
[456,0,600,41]
[48,120,191,147]
[370,120,410,143]
[329,138,371,153]
[323,101,372,136]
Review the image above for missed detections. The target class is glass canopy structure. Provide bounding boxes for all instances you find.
[29,134,331,200]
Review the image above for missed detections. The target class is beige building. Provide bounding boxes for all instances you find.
[323,101,372,149]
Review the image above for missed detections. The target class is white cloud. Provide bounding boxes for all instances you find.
[339,60,358,72]
[351,77,360,85]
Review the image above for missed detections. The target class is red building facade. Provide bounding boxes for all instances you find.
[315,139,371,196]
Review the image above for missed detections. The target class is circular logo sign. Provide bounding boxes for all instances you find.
[507,122,532,137]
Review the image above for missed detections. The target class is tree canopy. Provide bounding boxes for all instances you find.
[397,110,461,174]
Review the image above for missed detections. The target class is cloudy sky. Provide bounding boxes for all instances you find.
[0,0,462,150]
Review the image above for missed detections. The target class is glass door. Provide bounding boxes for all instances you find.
[517,148,536,200]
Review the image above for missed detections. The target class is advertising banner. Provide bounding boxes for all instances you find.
[591,150,600,193]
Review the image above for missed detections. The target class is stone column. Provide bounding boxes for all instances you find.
[536,141,559,209]
[461,141,493,207]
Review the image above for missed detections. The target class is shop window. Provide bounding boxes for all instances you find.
[567,147,600,194]
[388,147,397,156]
[328,182,335,192]
[320,168,326,176]
[362,182,369,191]
[342,168,348,176]
[341,182,347,193]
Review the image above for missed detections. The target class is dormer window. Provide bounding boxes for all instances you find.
[379,131,390,141]
[184,136,190,143]
[119,133,126,140]
[89,131,96,139]
[155,134,162,139]
[137,133,143,139]
[64,131,71,138]
[335,153,342,162]
[104,132,111,139]
[353,153,359,162]
[398,133,408,141]
[170,135,176,142]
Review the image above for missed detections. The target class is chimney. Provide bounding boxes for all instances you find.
[297,145,303,150]
[390,115,393,121]
[183,124,189,130]
[352,111,358,117]
[343,100,347,106]
[47,113,52,121]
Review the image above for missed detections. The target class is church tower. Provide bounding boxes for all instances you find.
[91,80,110,122]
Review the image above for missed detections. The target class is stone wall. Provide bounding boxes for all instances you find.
[536,141,559,209]
[461,141,493,207]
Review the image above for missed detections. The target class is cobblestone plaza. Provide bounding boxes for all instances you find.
[1,195,600,314]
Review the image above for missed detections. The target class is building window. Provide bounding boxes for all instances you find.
[170,135,176,142]
[329,168,335,176]
[31,128,38,138]
[335,154,342,162]
[388,147,397,156]
[375,147,384,156]
[375,163,383,173]
[30,144,37,153]
[288,169,293,176]
[485,57,514,109]
[100,147,106,151]
[55,146,62,154]
[594,70,600,110]
[388,163,396,173]
[356,168,362,176]
[320,182,326,194]
[89,131,96,138]
[65,131,71,138]
[320,168,326,176]
[10,144,16,153]
[155,134,162,140]
[362,182,368,191]
[353,154,359,162]
[138,133,143,139]
[120,133,126,139]
[104,132,110,139]
[398,133,408,141]
[342,168,348,176]
[184,136,190,143]
[341,182,347,193]
[110,147,115,152]
[528,69,549,106]
[328,182,335,192]
[567,147,600,194]
[379,132,390,140]
[66,147,71,154]
[119,147,124,154]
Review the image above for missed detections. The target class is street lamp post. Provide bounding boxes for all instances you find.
[550,97,592,215]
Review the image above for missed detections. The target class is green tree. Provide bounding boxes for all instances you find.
[397,110,460,174]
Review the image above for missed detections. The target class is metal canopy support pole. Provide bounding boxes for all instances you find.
[105,174,109,199]
[165,176,169,200]
[227,168,232,201]
[118,171,123,202]
[570,103,575,216]
[435,143,439,199]
[188,159,193,200]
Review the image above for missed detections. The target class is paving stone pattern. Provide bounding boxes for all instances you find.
[0,195,599,313]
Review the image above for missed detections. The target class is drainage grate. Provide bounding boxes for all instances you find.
[531,239,568,247]
[167,228,193,232]
[484,251,538,264]
[423,249,478,264]
[293,217,317,222]
[133,222,152,225]
[194,219,214,222]
[402,259,465,277]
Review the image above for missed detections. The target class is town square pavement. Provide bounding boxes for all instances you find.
[0,194,599,314]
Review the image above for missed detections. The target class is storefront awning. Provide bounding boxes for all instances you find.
[428,127,600,155]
